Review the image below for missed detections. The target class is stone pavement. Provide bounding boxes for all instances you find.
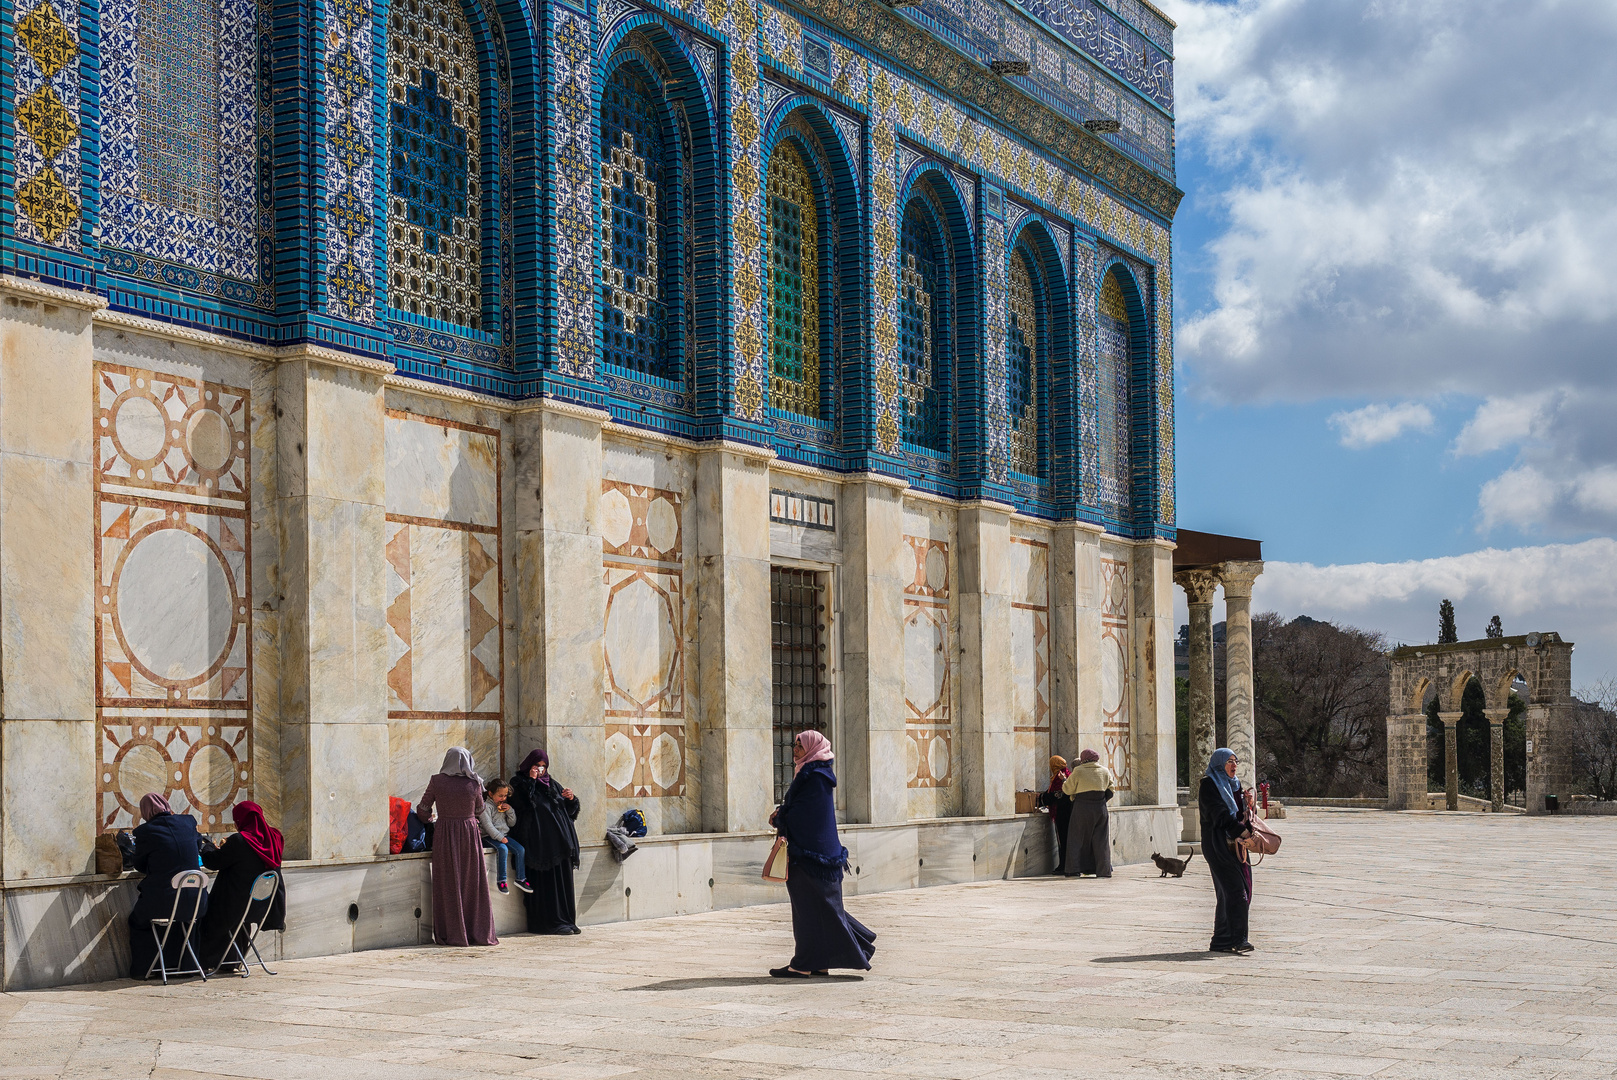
[4,808,1617,1080]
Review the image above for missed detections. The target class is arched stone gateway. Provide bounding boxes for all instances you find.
[1387,634,1576,813]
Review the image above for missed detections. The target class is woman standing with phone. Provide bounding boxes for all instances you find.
[508,748,582,935]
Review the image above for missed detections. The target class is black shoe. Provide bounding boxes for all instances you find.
[770,966,813,978]
[1234,942,1255,954]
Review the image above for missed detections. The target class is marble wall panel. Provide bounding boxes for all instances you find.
[2,874,136,990]
[384,411,503,804]
[3,719,96,879]
[1098,551,1132,790]
[902,534,953,799]
[93,361,253,834]
[601,475,696,829]
[1008,537,1050,792]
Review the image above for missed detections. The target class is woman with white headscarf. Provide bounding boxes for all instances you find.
[417,747,497,946]
[1199,747,1254,954]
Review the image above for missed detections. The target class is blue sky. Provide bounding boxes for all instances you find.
[1158,0,1617,680]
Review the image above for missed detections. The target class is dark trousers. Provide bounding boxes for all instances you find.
[1208,858,1250,949]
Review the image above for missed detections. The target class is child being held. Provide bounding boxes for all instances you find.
[479,780,531,895]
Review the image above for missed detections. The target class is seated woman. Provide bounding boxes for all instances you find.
[126,793,208,980]
[197,801,286,972]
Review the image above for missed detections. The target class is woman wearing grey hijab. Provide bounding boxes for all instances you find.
[418,747,497,946]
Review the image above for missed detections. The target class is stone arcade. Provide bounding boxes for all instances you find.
[0,0,1184,988]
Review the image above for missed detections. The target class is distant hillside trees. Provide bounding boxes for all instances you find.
[1253,613,1389,797]
[1571,679,1617,801]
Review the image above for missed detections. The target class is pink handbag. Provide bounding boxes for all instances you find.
[761,836,789,882]
[1245,816,1282,863]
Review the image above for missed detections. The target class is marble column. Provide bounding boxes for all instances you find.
[1440,712,1460,811]
[1174,568,1220,792]
[1220,560,1263,789]
[838,476,909,824]
[276,350,391,861]
[1486,709,1506,812]
[512,401,609,840]
[694,444,774,832]
[957,502,1015,818]
[0,280,103,880]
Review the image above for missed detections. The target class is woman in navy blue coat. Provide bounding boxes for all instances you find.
[126,793,208,979]
[768,731,876,977]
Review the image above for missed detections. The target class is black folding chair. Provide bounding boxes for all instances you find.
[145,869,210,984]
[209,870,280,978]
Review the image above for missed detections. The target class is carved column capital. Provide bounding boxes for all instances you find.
[1173,567,1221,605]
[1218,559,1264,600]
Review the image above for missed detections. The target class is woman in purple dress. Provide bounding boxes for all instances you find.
[417,747,497,947]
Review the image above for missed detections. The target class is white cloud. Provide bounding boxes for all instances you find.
[1248,539,1617,681]
[1162,0,1617,535]
[1329,401,1434,448]
[1452,391,1558,457]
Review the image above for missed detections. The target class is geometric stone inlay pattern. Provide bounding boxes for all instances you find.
[602,480,686,799]
[1099,553,1131,790]
[903,534,951,789]
[95,363,253,834]
[383,411,503,805]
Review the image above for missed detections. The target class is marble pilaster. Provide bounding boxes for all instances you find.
[956,503,1015,818]
[0,283,100,879]
[277,355,390,861]
[1130,541,1177,806]
[838,477,909,824]
[1049,523,1103,763]
[1487,709,1506,812]
[1220,560,1263,789]
[512,402,609,839]
[694,445,774,833]
[1174,568,1219,793]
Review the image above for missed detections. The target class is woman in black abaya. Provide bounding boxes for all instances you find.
[508,748,582,935]
[1199,747,1255,954]
[768,731,876,977]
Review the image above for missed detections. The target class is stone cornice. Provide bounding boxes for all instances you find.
[2,275,110,311]
[95,308,277,358]
[787,0,1183,220]
[278,343,394,376]
[605,420,703,452]
[515,395,614,426]
[383,373,509,412]
[695,438,779,465]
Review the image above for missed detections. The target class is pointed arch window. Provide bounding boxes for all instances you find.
[767,140,821,418]
[901,190,949,453]
[387,0,483,330]
[1097,267,1134,515]
[599,63,675,377]
[1007,242,1044,478]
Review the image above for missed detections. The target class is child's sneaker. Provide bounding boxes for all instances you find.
[497,881,509,894]
[515,879,534,894]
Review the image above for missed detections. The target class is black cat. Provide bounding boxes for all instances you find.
[1151,851,1195,878]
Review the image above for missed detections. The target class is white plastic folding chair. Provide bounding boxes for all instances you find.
[209,870,280,978]
[145,869,210,984]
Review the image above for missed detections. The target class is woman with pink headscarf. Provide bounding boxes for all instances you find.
[766,731,876,977]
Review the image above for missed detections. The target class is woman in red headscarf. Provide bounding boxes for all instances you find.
[197,800,287,971]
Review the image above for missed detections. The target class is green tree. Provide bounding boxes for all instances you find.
[1438,599,1458,643]
[1426,694,1445,790]
[1457,677,1489,797]
[1486,615,1503,639]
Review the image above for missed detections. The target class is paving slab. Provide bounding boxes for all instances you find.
[4,809,1617,1079]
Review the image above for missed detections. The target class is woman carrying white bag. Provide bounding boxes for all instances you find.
[763,731,876,978]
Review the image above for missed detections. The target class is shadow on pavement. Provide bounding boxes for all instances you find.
[1090,951,1217,963]
[628,975,866,990]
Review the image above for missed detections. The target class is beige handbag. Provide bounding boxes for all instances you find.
[761,836,789,882]
[1245,816,1282,863]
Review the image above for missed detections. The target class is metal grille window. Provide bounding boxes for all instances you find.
[1007,244,1042,477]
[901,195,948,453]
[1097,268,1133,515]
[767,141,820,418]
[771,567,826,803]
[600,65,670,377]
[387,0,482,329]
